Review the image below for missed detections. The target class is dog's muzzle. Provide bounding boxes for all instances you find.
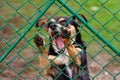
[49,24,71,53]
[61,27,71,38]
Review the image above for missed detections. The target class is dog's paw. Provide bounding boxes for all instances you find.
[34,35,45,48]
[61,27,71,38]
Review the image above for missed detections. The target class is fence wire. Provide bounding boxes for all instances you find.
[0,0,120,80]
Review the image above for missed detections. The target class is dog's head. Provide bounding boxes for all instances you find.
[36,14,87,52]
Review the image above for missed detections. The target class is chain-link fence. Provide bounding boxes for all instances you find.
[0,0,120,80]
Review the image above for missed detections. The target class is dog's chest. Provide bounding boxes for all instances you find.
[56,49,70,65]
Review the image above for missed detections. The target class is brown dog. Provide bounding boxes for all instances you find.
[34,14,90,80]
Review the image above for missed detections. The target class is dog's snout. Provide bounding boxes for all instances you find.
[50,24,57,30]
[62,28,69,33]
[61,27,71,38]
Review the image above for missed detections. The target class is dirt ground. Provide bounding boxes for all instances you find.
[0,45,120,80]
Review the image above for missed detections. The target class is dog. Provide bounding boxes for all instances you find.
[34,14,90,80]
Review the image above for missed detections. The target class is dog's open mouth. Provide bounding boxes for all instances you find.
[54,35,65,53]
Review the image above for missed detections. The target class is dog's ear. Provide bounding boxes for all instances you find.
[36,19,48,30]
[72,14,87,26]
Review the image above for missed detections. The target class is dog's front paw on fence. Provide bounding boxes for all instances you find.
[34,35,45,49]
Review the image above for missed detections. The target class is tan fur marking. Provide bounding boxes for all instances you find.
[39,49,50,75]
[69,24,76,37]
[50,19,56,22]
[58,18,65,22]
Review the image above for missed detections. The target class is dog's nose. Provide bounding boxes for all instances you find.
[50,24,56,30]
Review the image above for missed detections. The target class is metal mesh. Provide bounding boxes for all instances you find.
[0,0,120,80]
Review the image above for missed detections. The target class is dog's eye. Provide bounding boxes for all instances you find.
[60,20,66,25]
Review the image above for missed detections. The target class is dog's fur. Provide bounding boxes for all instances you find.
[34,14,90,80]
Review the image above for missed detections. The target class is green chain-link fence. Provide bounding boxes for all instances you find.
[0,0,120,80]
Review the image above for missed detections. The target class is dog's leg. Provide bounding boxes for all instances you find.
[63,38,81,66]
[34,35,50,75]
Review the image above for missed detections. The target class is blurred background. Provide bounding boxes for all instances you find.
[0,0,120,80]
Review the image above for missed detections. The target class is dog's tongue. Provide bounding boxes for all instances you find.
[54,36,64,49]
